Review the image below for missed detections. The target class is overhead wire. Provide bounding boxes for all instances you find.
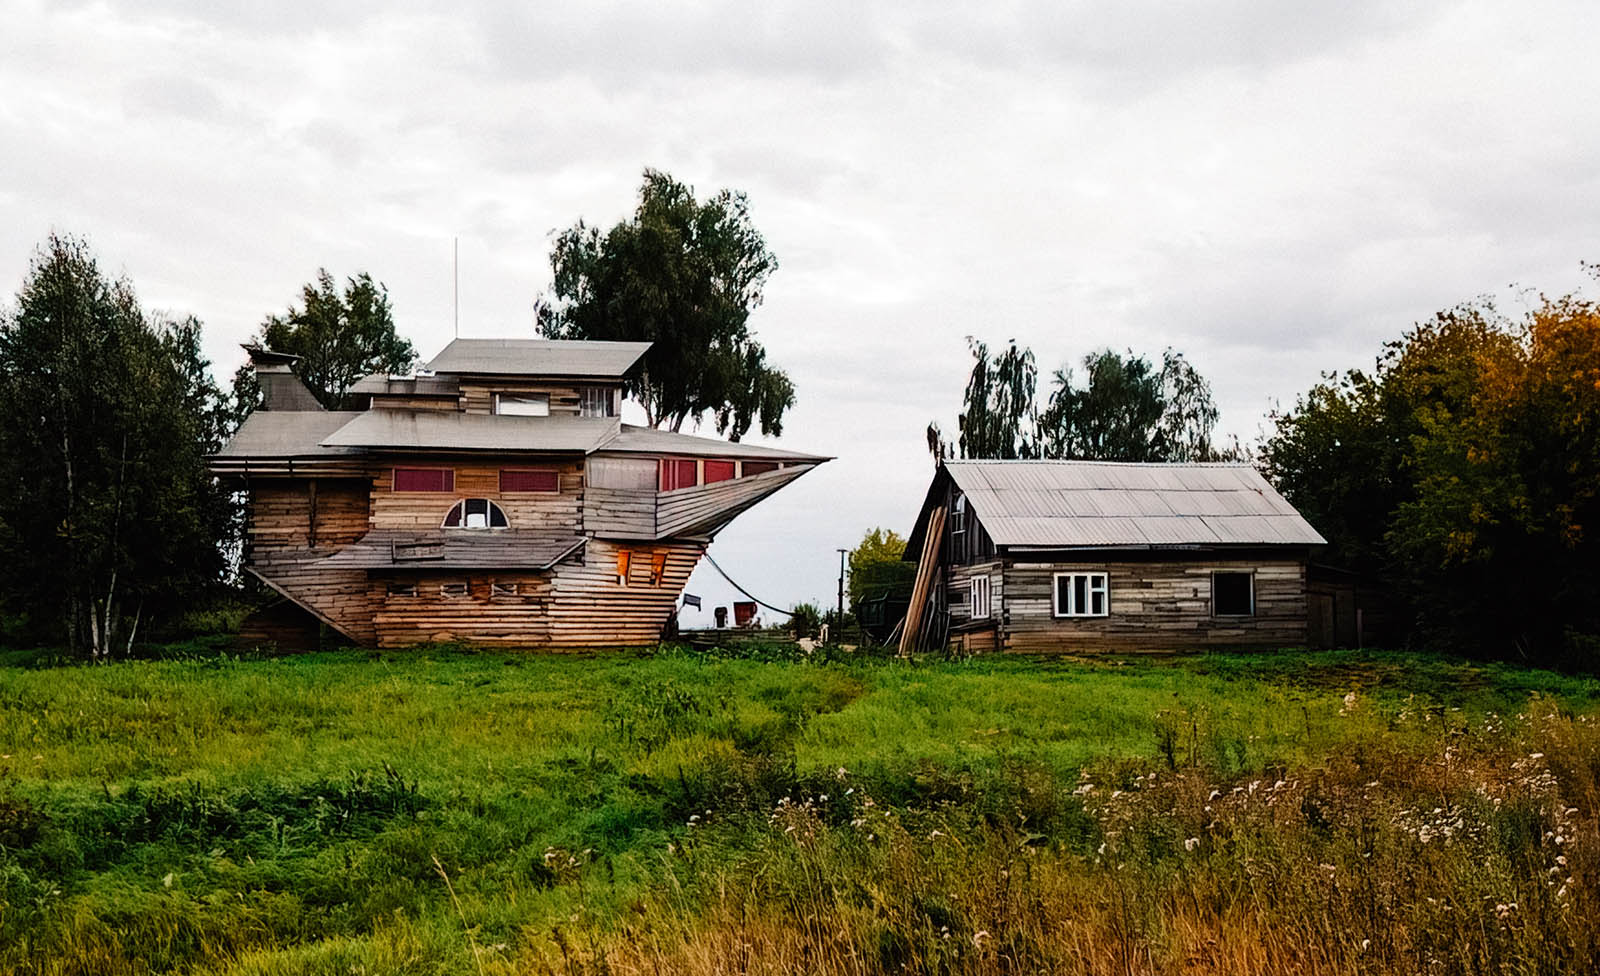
[699,551,794,617]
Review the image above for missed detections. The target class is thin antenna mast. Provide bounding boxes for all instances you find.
[453,236,459,338]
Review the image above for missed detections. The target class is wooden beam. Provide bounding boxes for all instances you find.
[900,504,946,657]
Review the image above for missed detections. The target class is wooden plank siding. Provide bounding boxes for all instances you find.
[370,461,583,532]
[584,486,656,538]
[366,540,703,648]
[655,466,809,538]
[458,382,599,416]
[243,478,377,644]
[990,558,1307,653]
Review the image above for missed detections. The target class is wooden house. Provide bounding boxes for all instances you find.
[211,339,826,649]
[902,460,1326,653]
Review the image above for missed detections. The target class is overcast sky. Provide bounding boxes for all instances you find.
[4,0,1599,623]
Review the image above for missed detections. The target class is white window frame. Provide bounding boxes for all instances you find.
[441,498,510,530]
[579,386,616,418]
[969,575,992,619]
[1052,572,1109,618]
[1211,571,1256,617]
[494,392,550,416]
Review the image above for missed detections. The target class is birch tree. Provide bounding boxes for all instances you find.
[0,235,226,656]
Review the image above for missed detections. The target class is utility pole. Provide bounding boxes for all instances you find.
[836,548,847,621]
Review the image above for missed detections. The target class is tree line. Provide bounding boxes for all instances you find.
[929,338,1237,462]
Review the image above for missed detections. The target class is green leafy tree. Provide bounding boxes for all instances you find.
[0,235,229,656]
[929,338,1039,460]
[1262,282,1600,664]
[847,527,916,615]
[1039,348,1226,461]
[537,168,794,440]
[231,269,415,418]
[934,341,1226,462]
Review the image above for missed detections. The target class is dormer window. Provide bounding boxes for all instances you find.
[494,393,549,416]
[580,387,617,417]
[442,498,509,529]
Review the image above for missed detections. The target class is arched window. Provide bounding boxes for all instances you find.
[442,498,509,530]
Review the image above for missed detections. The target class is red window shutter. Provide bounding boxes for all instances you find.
[394,468,454,492]
[741,461,779,477]
[675,460,698,488]
[704,460,736,484]
[500,469,559,493]
[659,459,699,491]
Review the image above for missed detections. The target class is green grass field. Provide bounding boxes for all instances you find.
[2,644,1597,975]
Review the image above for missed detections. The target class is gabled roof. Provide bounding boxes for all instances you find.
[599,424,832,462]
[425,338,651,378]
[907,460,1325,553]
[319,411,620,453]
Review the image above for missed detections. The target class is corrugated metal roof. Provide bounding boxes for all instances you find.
[318,530,586,570]
[214,411,365,458]
[946,460,1325,548]
[320,411,619,453]
[425,338,651,377]
[598,424,831,462]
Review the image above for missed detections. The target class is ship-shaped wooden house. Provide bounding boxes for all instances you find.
[211,339,825,649]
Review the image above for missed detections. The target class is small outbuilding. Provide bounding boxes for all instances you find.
[903,460,1327,653]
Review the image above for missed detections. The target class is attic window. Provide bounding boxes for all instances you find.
[1213,572,1255,617]
[494,393,549,416]
[580,387,616,417]
[950,492,968,563]
[442,498,509,530]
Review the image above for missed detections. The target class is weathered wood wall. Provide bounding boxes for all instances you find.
[994,558,1307,652]
[243,478,376,644]
[945,559,1002,654]
[458,382,611,416]
[370,462,583,531]
[364,540,704,648]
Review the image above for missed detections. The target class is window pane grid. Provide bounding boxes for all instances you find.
[1053,572,1109,617]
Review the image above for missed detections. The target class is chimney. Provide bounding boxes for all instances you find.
[243,344,323,411]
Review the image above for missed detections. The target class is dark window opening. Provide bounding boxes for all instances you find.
[704,460,736,484]
[1213,572,1255,616]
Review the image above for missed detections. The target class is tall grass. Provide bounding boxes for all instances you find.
[0,646,1596,974]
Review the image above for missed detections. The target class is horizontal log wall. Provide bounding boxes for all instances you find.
[370,462,583,531]
[245,479,377,644]
[999,558,1307,653]
[946,560,1002,654]
[544,539,704,648]
[585,486,656,537]
[364,540,704,648]
[371,574,556,646]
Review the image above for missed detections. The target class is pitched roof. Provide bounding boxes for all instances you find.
[913,460,1325,551]
[349,373,461,396]
[598,424,832,462]
[317,530,586,570]
[425,338,651,378]
[319,411,620,453]
[213,411,366,458]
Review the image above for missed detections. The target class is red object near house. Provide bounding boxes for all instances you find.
[733,601,758,627]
